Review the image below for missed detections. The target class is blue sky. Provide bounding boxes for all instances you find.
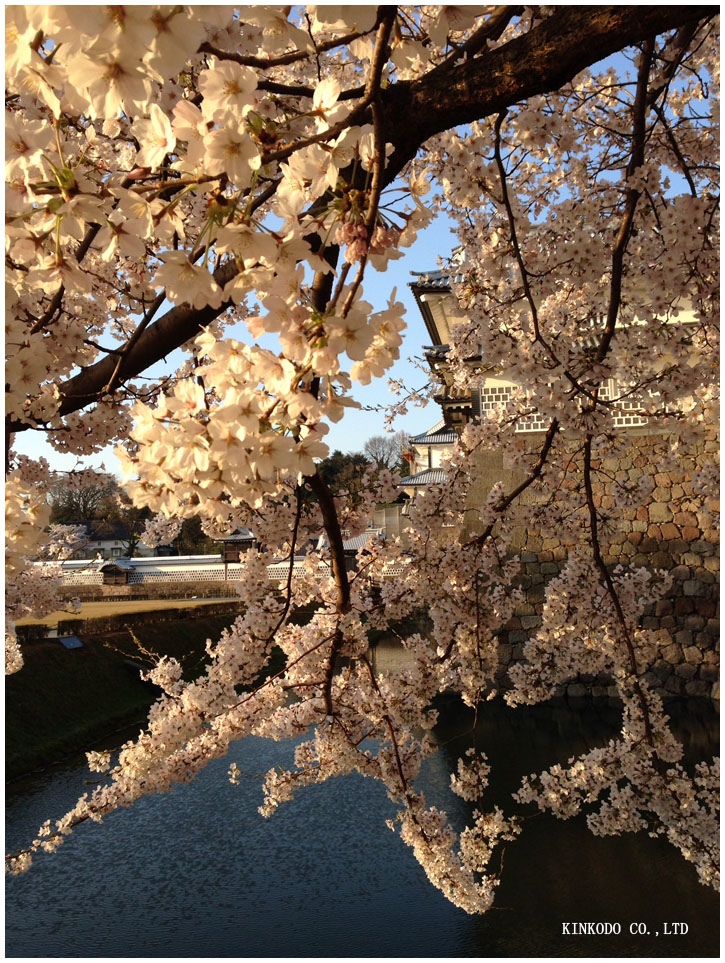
[12,211,458,476]
[323,212,459,450]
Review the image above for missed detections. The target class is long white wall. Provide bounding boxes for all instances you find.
[45,555,408,585]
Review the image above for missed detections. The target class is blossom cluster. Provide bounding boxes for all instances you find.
[5,5,719,914]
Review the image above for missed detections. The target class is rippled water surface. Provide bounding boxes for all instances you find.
[6,696,719,958]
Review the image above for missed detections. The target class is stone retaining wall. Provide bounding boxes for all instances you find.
[468,431,719,702]
[57,581,240,603]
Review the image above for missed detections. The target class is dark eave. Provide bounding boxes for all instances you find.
[410,426,458,445]
[409,269,462,346]
[410,282,442,346]
[399,468,449,487]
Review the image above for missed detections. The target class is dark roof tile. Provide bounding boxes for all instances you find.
[399,468,448,487]
[410,426,458,445]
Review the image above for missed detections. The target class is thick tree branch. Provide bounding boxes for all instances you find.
[8,4,714,435]
[381,6,716,180]
[45,258,240,416]
[307,472,350,615]
[436,5,525,72]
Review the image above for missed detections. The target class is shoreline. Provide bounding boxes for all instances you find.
[7,608,246,780]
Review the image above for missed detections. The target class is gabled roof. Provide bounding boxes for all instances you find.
[218,528,255,543]
[410,421,457,445]
[99,558,134,571]
[312,529,385,554]
[409,268,459,291]
[399,468,448,487]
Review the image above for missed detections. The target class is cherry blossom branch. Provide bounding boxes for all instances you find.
[267,489,304,640]
[29,219,105,335]
[359,654,428,831]
[492,113,606,407]
[5,4,719,901]
[5,623,342,866]
[596,37,654,365]
[582,436,656,750]
[492,113,544,346]
[646,21,704,109]
[307,473,350,614]
[382,6,716,180]
[435,5,525,73]
[198,26,377,70]
[299,18,397,666]
[652,104,698,196]
[428,421,562,666]
[321,626,344,716]
[260,11,396,170]
[223,629,339,717]
[462,418,559,551]
[26,170,198,337]
[102,291,167,396]
[9,7,714,438]
[339,100,387,318]
[8,184,281,428]
[255,77,368,101]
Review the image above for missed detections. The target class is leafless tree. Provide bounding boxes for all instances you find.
[363,431,410,470]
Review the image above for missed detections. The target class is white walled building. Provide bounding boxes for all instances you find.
[409,266,697,435]
[398,421,456,499]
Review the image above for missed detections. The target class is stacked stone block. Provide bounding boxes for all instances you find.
[469,433,719,702]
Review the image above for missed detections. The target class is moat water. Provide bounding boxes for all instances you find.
[6,679,719,958]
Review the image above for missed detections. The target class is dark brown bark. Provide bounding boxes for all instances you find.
[306,472,351,614]
[381,6,717,179]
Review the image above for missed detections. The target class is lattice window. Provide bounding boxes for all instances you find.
[612,392,649,428]
[479,380,648,432]
[516,409,550,433]
[597,380,649,427]
[479,384,549,433]
[479,384,513,413]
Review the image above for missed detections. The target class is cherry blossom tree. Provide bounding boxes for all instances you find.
[5,6,719,909]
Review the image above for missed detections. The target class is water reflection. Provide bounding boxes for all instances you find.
[6,695,719,958]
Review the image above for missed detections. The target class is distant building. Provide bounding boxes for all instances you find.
[312,529,385,571]
[217,529,257,562]
[409,265,697,434]
[99,559,134,585]
[74,521,154,560]
[398,421,457,500]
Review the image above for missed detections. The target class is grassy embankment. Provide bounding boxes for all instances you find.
[14,596,237,629]
[7,604,248,779]
[7,600,429,780]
